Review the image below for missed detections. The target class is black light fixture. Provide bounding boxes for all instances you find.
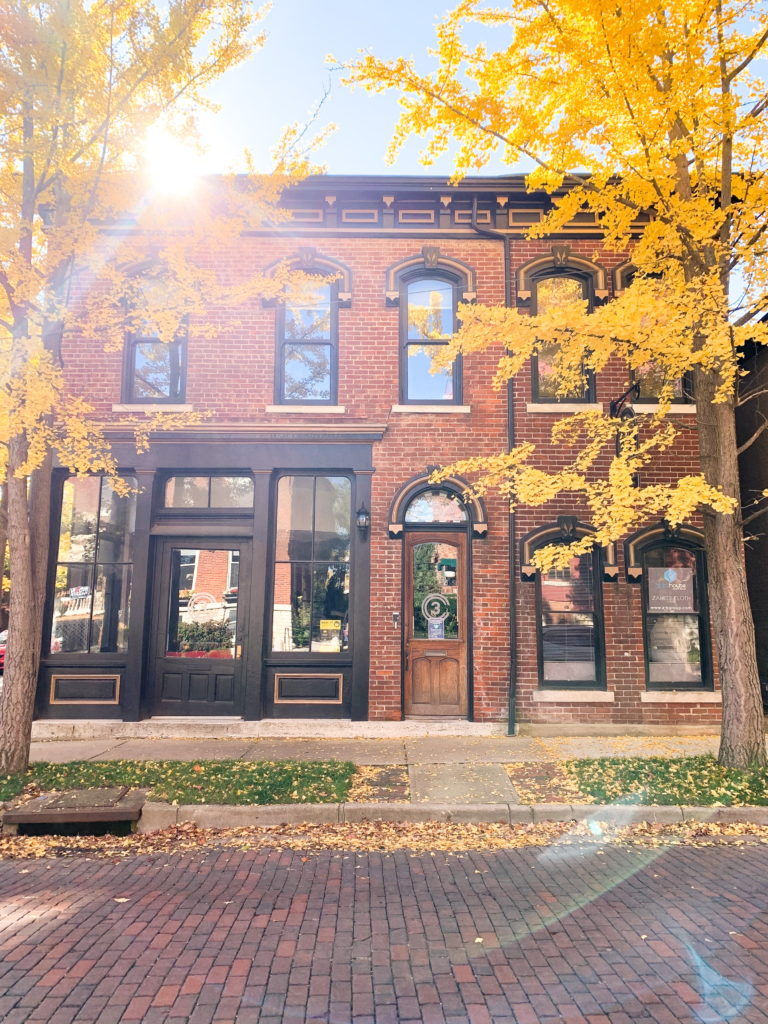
[610,382,642,486]
[356,502,371,534]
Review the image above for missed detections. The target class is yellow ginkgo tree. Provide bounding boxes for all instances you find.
[341,0,768,767]
[0,0,325,774]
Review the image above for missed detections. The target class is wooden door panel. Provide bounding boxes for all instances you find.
[404,532,468,718]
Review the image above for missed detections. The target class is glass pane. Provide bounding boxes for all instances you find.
[89,565,132,652]
[164,476,209,508]
[210,476,254,508]
[635,363,684,401]
[647,614,702,683]
[314,477,351,561]
[407,346,454,401]
[404,488,467,524]
[285,283,331,340]
[57,477,101,562]
[283,344,332,401]
[412,542,459,640]
[540,551,596,681]
[272,562,311,652]
[534,276,584,314]
[167,548,239,658]
[644,547,698,613]
[536,341,584,400]
[311,564,350,652]
[96,478,137,563]
[275,476,314,560]
[407,278,453,340]
[51,564,93,653]
[132,341,180,400]
[542,614,597,681]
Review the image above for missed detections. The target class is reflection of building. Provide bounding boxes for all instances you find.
[35,175,719,729]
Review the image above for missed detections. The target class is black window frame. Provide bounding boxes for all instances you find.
[631,369,695,405]
[122,333,187,405]
[641,540,712,691]
[399,269,463,405]
[530,270,595,403]
[158,473,255,514]
[276,275,339,405]
[534,542,606,690]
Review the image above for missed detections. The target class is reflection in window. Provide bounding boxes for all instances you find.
[411,542,459,639]
[51,476,137,654]
[404,488,468,524]
[403,276,458,402]
[533,275,590,401]
[643,545,705,686]
[163,475,254,509]
[272,476,351,653]
[166,548,240,659]
[124,274,186,403]
[280,281,335,402]
[633,363,689,403]
[538,547,601,684]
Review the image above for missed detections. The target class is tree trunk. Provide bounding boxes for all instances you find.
[695,369,766,767]
[0,438,41,775]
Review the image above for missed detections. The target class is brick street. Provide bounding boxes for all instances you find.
[1,841,767,1024]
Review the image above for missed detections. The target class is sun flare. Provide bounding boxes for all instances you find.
[143,125,204,195]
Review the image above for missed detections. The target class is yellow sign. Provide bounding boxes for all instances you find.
[319,619,340,631]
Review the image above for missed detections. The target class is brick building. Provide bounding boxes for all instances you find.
[37,175,722,729]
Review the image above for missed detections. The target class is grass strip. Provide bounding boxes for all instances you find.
[0,759,356,806]
[565,754,768,806]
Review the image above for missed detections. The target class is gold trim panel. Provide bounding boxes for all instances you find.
[274,672,343,705]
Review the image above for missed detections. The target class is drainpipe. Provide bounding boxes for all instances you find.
[469,196,517,735]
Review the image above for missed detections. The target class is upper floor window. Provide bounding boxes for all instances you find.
[277,279,337,403]
[50,476,137,654]
[642,543,709,688]
[532,273,594,402]
[536,544,604,687]
[633,364,693,404]
[123,274,186,404]
[402,275,461,403]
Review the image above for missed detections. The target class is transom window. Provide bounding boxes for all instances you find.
[532,273,593,402]
[404,488,468,524]
[642,544,708,688]
[537,545,604,687]
[278,279,337,403]
[402,275,461,403]
[272,475,351,654]
[51,476,137,654]
[163,476,254,509]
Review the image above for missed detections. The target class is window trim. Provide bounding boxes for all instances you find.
[534,543,606,690]
[398,269,463,405]
[640,540,712,691]
[158,473,255,514]
[275,276,339,406]
[631,370,695,406]
[530,270,595,404]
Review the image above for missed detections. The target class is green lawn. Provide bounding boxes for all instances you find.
[566,754,768,806]
[0,759,356,806]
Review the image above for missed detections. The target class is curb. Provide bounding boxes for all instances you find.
[134,801,768,832]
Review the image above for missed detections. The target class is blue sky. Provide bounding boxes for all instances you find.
[197,0,512,177]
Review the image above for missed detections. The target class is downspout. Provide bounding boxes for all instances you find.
[469,196,517,735]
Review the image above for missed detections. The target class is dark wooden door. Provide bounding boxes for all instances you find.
[149,540,250,716]
[404,531,468,717]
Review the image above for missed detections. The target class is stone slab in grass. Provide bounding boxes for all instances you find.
[3,786,145,833]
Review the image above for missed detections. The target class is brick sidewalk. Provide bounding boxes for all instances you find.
[1,842,767,1023]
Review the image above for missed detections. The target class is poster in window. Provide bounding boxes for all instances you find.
[647,567,695,613]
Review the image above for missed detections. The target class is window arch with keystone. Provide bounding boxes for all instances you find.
[385,248,477,405]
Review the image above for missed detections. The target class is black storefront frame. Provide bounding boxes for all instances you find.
[37,434,376,721]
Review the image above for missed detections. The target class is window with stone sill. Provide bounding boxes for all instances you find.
[531,273,595,403]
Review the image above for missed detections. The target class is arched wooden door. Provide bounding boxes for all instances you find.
[404,531,468,717]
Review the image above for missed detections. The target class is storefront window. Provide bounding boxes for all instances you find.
[643,544,706,686]
[51,476,137,653]
[272,475,351,653]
